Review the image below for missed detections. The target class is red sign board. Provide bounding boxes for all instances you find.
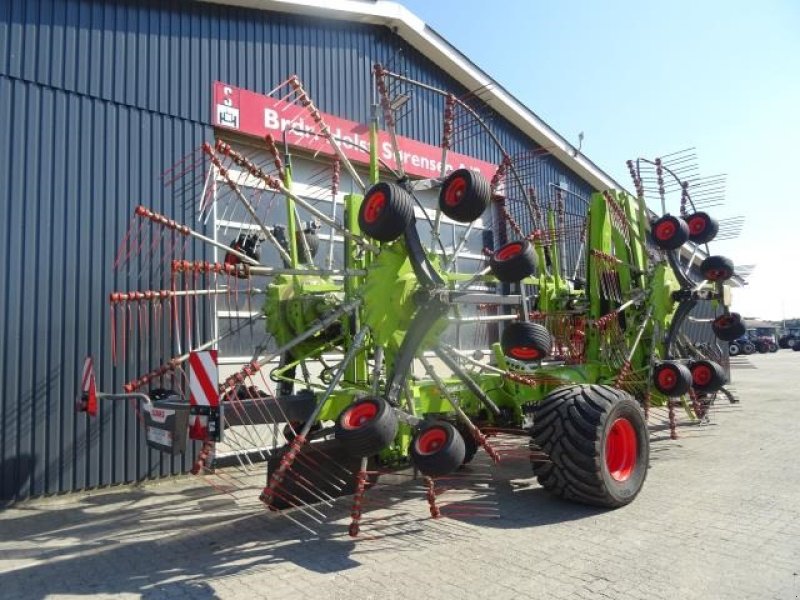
[212,82,497,181]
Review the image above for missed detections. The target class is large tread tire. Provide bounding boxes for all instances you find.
[742,343,756,355]
[652,361,692,396]
[489,239,537,282]
[700,255,734,282]
[651,214,689,250]
[685,211,719,244]
[501,321,552,361]
[689,359,727,393]
[531,385,649,508]
[728,343,740,356]
[410,420,466,477]
[358,182,414,242]
[794,343,800,352]
[438,169,490,223]
[334,397,398,457]
[712,313,746,342]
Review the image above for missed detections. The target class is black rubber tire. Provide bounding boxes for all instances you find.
[455,421,479,465]
[755,340,769,354]
[438,168,491,223]
[712,313,746,342]
[334,397,399,457]
[265,440,379,510]
[742,342,756,355]
[652,361,693,396]
[700,255,734,282]
[531,384,649,508]
[489,239,537,282]
[685,212,719,244]
[410,420,466,478]
[728,343,740,356]
[769,343,778,353]
[501,321,552,361]
[778,334,795,349]
[689,359,727,393]
[358,182,414,242]
[794,343,800,352]
[651,214,689,250]
[295,229,319,263]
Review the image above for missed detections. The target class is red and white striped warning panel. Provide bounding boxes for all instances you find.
[188,350,223,441]
[81,356,98,416]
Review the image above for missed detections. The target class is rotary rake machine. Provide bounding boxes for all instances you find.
[78,66,741,536]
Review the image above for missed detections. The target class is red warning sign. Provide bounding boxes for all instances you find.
[188,350,222,441]
[81,356,98,416]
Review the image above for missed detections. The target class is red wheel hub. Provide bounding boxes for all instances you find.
[444,176,467,207]
[342,402,378,430]
[605,418,638,482]
[692,365,712,386]
[704,268,730,281]
[415,427,447,455]
[715,315,734,328]
[655,220,676,241]
[657,366,677,390]
[495,243,522,261]
[688,216,706,235]
[363,192,386,224]
[510,346,541,360]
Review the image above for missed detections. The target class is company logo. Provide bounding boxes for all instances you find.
[215,85,240,130]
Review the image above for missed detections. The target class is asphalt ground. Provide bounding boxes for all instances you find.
[1,351,799,599]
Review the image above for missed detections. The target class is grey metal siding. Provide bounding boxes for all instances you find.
[0,0,599,503]
[0,75,206,503]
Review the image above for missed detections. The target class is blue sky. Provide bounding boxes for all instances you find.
[400,0,800,320]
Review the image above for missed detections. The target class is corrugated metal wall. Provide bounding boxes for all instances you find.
[0,0,599,503]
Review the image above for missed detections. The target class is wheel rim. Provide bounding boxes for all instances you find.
[342,402,378,430]
[715,315,734,328]
[692,364,712,386]
[688,215,706,235]
[510,346,541,360]
[495,242,522,261]
[705,268,730,281]
[657,366,677,390]
[605,418,638,482]
[444,176,467,207]
[655,220,676,241]
[415,427,447,455]
[363,192,386,224]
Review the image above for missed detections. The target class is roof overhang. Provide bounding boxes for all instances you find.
[198,0,625,191]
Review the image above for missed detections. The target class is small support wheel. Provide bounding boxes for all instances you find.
[358,182,414,242]
[455,421,479,465]
[712,312,746,342]
[501,321,552,361]
[531,384,649,508]
[438,168,490,223]
[489,239,537,282]
[334,397,399,457]
[652,361,692,396]
[685,211,719,244]
[689,359,727,393]
[651,214,689,250]
[410,420,465,477]
[700,255,734,282]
